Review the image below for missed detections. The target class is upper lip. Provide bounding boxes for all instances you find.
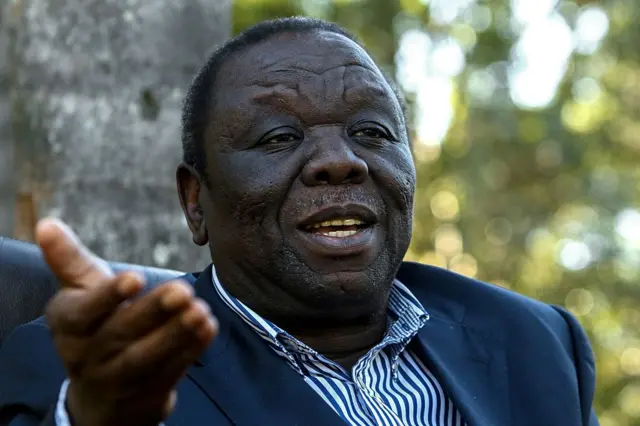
[297,204,378,229]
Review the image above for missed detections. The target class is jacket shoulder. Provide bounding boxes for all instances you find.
[397,262,597,424]
[397,261,573,338]
[0,319,65,421]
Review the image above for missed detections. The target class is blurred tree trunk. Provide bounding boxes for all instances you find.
[0,3,13,237]
[4,0,231,271]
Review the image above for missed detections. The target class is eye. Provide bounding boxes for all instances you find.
[264,133,298,144]
[353,128,389,139]
[259,127,302,146]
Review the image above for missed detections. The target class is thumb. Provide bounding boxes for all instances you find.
[35,218,114,289]
[162,390,178,420]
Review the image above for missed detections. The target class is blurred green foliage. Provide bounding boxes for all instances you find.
[233,0,640,424]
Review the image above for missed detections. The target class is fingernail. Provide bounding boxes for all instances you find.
[117,274,143,297]
[160,284,193,310]
[197,317,218,341]
[181,300,209,328]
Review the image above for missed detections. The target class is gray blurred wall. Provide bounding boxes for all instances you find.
[1,0,231,271]
[0,4,13,238]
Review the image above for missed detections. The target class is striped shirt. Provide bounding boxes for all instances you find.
[211,265,467,426]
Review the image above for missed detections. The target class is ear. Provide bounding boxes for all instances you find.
[176,163,209,246]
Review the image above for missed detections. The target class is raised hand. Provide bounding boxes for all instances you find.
[37,218,217,426]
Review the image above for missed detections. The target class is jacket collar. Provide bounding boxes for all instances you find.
[185,265,346,425]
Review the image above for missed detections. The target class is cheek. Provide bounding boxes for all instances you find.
[397,168,417,212]
[371,148,416,214]
[209,152,295,230]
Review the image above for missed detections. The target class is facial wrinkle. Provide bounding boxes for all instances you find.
[342,65,387,107]
[248,65,389,123]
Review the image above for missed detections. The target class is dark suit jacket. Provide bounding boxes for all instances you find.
[0,262,598,426]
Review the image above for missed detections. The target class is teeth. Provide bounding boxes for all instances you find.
[320,230,358,237]
[311,218,364,229]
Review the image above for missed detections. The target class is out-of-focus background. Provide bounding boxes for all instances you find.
[1,0,638,424]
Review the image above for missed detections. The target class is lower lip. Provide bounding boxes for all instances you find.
[296,226,376,256]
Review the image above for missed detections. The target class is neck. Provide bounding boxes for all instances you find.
[209,259,393,371]
[278,309,387,371]
[285,311,388,371]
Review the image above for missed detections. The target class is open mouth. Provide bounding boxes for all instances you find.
[297,205,377,240]
[302,217,371,238]
[295,205,379,256]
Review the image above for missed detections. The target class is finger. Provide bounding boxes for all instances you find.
[46,272,145,335]
[110,299,217,384]
[98,280,195,347]
[162,390,178,420]
[36,218,114,288]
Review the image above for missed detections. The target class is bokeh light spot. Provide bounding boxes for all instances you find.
[435,225,464,257]
[485,217,513,246]
[620,347,640,376]
[449,253,479,277]
[431,190,461,221]
[558,239,593,271]
[619,384,640,417]
[565,288,595,316]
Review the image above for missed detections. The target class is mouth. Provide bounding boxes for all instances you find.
[297,205,377,238]
[302,217,369,237]
[293,205,380,258]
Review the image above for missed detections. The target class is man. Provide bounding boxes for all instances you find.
[0,17,598,426]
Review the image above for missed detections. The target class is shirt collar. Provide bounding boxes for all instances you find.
[210,264,429,357]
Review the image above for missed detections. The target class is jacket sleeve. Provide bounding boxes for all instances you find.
[0,320,66,426]
[552,306,600,426]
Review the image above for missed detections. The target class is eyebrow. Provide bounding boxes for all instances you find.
[246,87,401,134]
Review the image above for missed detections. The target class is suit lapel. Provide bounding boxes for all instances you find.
[185,266,346,426]
[398,263,511,426]
[413,317,510,426]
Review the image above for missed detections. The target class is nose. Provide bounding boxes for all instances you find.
[301,140,368,186]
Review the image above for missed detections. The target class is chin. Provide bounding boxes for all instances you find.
[305,269,389,309]
[273,245,396,318]
[321,271,372,293]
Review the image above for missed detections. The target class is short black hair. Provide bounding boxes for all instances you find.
[181,16,405,178]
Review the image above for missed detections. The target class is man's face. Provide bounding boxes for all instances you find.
[197,31,416,321]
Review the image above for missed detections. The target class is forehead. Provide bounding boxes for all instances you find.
[220,31,381,86]
[211,31,401,127]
